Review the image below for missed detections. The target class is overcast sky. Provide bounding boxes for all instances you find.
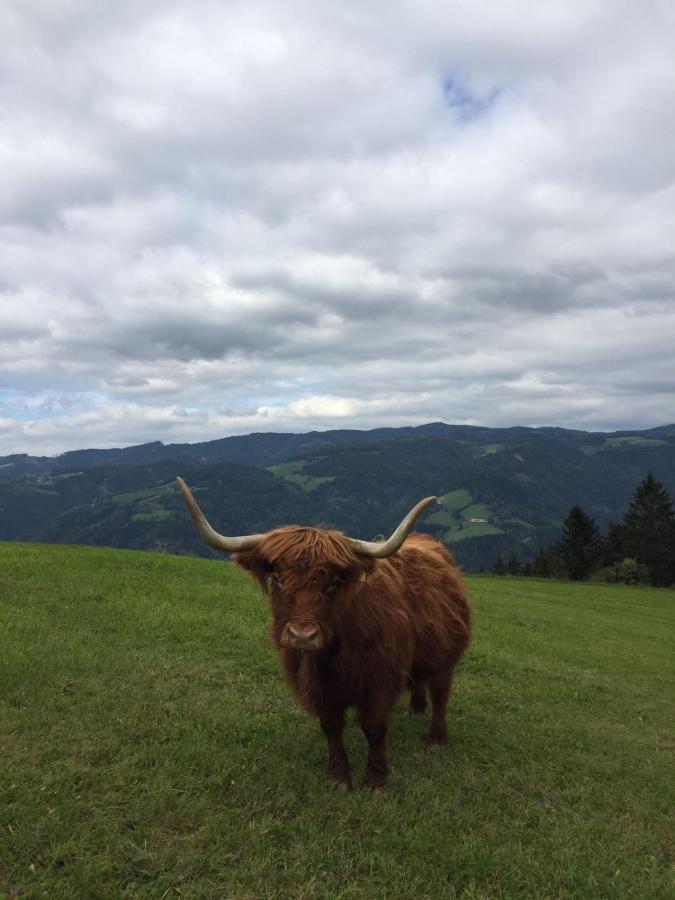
[1,0,674,456]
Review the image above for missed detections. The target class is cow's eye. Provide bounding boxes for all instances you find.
[326,575,343,595]
[268,572,281,590]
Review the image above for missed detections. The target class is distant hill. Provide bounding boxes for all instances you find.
[1,422,674,570]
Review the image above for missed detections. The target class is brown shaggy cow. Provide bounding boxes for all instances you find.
[177,478,471,790]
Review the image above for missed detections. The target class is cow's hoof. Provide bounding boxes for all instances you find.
[425,732,448,748]
[335,778,352,794]
[365,770,388,790]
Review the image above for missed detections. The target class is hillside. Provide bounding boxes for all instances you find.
[1,422,674,571]
[1,543,672,898]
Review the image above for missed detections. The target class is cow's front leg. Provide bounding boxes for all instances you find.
[359,697,396,789]
[320,709,351,792]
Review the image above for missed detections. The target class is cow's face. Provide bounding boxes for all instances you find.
[268,563,358,651]
[235,527,371,652]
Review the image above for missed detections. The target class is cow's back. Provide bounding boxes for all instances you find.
[391,533,471,673]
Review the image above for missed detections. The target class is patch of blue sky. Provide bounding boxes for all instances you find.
[442,77,503,122]
[0,388,106,421]
[0,389,34,421]
[229,396,261,409]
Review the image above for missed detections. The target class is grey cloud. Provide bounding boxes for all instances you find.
[0,1,673,455]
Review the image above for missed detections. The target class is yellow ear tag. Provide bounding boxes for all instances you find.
[358,571,367,583]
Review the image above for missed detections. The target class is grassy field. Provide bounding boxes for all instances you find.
[1,543,673,899]
[111,483,177,525]
[427,491,505,542]
[267,460,335,492]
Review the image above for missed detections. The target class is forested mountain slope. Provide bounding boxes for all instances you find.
[1,423,673,570]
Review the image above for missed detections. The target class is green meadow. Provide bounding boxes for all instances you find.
[1,543,673,899]
[267,461,336,493]
[427,490,504,542]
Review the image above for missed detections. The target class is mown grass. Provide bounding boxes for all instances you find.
[436,489,473,510]
[1,543,673,899]
[267,460,335,493]
[428,492,504,542]
[112,484,176,505]
[130,511,174,523]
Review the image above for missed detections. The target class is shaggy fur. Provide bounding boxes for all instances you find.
[235,526,471,790]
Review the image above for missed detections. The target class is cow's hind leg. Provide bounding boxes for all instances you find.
[320,709,351,792]
[426,667,454,746]
[408,675,427,714]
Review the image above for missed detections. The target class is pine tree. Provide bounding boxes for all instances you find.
[507,552,522,576]
[560,505,600,581]
[599,521,627,568]
[531,546,552,578]
[492,553,507,576]
[622,474,675,587]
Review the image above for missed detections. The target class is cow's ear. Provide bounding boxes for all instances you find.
[232,549,255,572]
[353,557,376,583]
[233,549,271,591]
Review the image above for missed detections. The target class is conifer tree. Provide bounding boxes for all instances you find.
[622,474,675,586]
[599,521,627,568]
[507,551,522,576]
[531,546,552,578]
[560,505,600,581]
[492,553,507,576]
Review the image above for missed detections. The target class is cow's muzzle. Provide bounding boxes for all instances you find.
[282,623,322,651]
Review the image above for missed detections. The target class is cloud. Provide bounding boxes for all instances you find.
[0,0,674,455]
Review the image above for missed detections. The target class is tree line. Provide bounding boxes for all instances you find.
[491,473,675,587]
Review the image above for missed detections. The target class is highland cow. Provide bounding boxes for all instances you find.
[177,477,471,790]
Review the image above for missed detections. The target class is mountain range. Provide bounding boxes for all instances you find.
[1,422,674,571]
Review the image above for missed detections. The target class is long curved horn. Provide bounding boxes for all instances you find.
[348,496,437,559]
[176,477,265,553]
